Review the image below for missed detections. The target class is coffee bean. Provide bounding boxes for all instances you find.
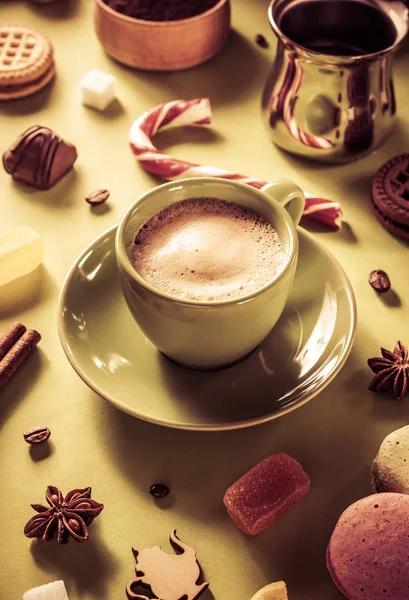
[23,425,51,445]
[85,189,110,205]
[369,269,391,294]
[255,34,269,49]
[149,483,170,498]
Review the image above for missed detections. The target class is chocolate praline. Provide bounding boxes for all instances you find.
[3,126,77,190]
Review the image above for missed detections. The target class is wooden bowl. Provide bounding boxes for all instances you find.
[93,0,231,71]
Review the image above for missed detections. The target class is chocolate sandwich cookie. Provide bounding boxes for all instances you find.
[371,154,409,240]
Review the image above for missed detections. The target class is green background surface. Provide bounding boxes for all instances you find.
[0,0,408,598]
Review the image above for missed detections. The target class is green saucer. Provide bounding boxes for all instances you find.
[58,225,356,431]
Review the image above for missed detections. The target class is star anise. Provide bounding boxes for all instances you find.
[24,485,104,544]
[368,341,409,401]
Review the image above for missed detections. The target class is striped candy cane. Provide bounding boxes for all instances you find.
[129,98,342,228]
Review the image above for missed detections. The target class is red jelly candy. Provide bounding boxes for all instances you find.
[223,453,310,535]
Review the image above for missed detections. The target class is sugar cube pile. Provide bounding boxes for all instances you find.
[79,69,116,111]
[0,225,44,287]
[223,453,310,535]
[23,580,69,600]
[251,581,288,600]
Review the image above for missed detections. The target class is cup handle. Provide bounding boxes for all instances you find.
[261,178,305,226]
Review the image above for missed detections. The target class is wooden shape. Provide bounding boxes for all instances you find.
[126,530,209,600]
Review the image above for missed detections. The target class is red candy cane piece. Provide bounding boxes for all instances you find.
[304,194,343,229]
[129,98,342,229]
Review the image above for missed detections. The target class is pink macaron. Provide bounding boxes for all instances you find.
[327,493,409,600]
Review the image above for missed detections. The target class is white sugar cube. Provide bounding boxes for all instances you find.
[23,580,69,600]
[79,69,116,111]
[0,226,44,287]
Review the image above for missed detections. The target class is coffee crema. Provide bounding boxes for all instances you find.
[130,197,285,302]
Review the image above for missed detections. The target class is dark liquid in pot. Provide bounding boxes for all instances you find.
[279,0,397,56]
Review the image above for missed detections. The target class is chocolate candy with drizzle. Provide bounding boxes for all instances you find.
[2,126,77,190]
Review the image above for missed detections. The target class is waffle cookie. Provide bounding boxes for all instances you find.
[371,153,409,240]
[0,25,55,100]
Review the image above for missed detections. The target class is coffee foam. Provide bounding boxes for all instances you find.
[131,198,285,302]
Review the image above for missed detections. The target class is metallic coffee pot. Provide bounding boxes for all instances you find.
[262,0,409,163]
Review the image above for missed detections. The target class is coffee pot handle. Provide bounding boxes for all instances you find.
[261,178,305,226]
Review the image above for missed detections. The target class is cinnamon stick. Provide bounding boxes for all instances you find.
[0,322,26,361]
[0,328,41,391]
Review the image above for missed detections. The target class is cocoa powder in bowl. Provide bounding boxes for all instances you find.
[104,0,220,21]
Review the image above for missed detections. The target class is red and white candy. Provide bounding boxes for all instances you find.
[129,98,342,229]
